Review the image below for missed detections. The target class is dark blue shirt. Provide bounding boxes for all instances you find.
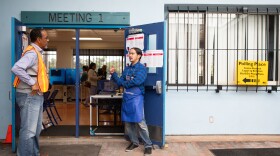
[111,62,147,94]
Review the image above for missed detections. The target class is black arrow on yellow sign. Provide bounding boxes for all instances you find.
[243,78,257,83]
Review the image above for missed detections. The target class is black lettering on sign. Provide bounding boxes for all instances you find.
[79,13,85,22]
[86,13,92,22]
[49,13,56,22]
[76,13,79,22]
[69,13,75,22]
[64,13,68,22]
[48,12,95,23]
[99,13,103,22]
[57,13,62,22]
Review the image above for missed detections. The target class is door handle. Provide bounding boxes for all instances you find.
[153,81,162,94]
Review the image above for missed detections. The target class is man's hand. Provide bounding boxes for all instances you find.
[110,66,115,74]
[31,82,39,95]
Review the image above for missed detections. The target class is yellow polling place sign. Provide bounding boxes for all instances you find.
[236,60,268,85]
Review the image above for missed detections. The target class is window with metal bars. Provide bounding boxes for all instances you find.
[73,49,124,77]
[166,5,280,92]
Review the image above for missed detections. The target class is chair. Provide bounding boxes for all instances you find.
[42,91,55,129]
[47,89,62,124]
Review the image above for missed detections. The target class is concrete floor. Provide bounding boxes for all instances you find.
[2,135,280,156]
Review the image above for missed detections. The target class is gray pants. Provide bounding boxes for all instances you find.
[125,119,153,148]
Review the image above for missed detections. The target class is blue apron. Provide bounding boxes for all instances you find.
[122,87,144,123]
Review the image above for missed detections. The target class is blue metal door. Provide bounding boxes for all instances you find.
[125,22,165,147]
[11,17,25,152]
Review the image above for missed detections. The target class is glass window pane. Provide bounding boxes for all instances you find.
[43,50,57,74]
[73,50,124,79]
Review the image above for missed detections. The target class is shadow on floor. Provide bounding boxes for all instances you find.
[41,125,124,136]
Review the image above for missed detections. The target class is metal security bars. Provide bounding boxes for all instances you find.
[166,5,280,92]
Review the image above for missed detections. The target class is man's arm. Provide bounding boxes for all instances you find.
[122,66,146,88]
[11,51,37,86]
[111,66,147,89]
[111,68,127,87]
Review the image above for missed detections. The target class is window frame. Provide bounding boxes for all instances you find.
[166,5,280,92]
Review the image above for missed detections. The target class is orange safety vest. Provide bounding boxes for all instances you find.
[13,45,49,92]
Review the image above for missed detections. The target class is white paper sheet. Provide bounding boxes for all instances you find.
[125,34,144,50]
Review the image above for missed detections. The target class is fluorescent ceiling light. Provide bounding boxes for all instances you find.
[72,37,102,40]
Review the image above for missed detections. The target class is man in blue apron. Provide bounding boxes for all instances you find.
[110,47,152,155]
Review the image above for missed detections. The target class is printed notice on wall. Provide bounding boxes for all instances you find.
[141,50,164,67]
[126,34,144,51]
[22,33,28,51]
[236,60,268,85]
[150,50,164,67]
[125,50,164,67]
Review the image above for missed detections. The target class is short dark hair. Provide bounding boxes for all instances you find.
[89,62,96,69]
[30,29,44,42]
[82,65,88,71]
[130,47,143,61]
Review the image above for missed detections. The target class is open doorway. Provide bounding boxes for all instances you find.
[39,28,125,136]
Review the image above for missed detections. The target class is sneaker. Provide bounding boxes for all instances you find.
[144,147,152,155]
[125,143,139,152]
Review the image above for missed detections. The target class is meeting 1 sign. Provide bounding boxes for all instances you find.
[236,60,268,85]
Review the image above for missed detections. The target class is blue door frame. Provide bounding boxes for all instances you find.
[11,17,128,152]
[11,18,23,153]
[125,22,166,147]
[11,17,166,152]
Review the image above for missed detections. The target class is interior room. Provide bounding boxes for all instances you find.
[38,28,125,135]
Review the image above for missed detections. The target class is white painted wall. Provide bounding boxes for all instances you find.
[166,89,280,135]
[56,43,73,68]
[1,0,280,138]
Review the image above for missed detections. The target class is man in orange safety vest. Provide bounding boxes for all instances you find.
[11,28,49,156]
